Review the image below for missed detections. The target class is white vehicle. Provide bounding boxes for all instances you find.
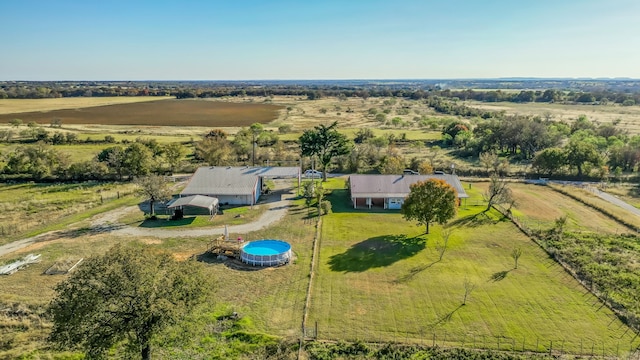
[303,169,323,178]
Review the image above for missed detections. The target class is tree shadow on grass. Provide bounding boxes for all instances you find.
[394,260,439,284]
[489,269,513,282]
[429,304,464,329]
[447,212,496,228]
[328,234,426,272]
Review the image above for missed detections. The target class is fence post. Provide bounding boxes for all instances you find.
[591,342,594,356]
[433,333,436,347]
[549,340,553,355]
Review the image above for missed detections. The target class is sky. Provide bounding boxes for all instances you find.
[1,0,639,80]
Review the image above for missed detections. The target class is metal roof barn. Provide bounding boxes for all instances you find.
[180,166,300,206]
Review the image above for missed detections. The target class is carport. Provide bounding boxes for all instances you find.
[167,195,219,217]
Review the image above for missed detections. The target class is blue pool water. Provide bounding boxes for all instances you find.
[242,240,291,256]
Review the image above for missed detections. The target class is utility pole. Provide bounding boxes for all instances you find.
[252,132,256,167]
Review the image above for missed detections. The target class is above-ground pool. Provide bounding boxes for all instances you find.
[240,240,292,266]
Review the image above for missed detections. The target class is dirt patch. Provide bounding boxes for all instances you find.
[172,252,194,261]
[139,238,162,245]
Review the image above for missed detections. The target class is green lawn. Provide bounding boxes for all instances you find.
[134,204,267,229]
[309,179,639,356]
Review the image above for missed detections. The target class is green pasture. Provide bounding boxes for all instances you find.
[308,179,639,356]
[463,100,640,133]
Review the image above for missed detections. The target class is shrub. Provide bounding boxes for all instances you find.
[320,200,332,215]
[278,124,292,134]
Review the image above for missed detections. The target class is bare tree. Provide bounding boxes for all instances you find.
[425,145,441,169]
[483,175,515,212]
[435,228,452,261]
[511,247,523,269]
[463,279,476,305]
[479,151,499,174]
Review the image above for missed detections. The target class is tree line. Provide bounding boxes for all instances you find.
[2,81,639,106]
[440,112,640,179]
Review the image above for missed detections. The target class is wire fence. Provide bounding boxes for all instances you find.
[305,325,640,359]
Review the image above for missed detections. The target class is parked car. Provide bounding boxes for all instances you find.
[433,171,445,174]
[303,169,323,178]
[403,169,419,175]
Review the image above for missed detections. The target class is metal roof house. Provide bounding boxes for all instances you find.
[181,166,301,206]
[349,174,469,210]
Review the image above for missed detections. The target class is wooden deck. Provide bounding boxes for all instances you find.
[208,235,243,258]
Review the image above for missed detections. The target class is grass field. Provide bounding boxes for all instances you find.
[0,99,283,127]
[471,182,632,234]
[0,97,171,115]
[0,182,139,244]
[464,100,640,134]
[547,183,640,230]
[308,179,639,356]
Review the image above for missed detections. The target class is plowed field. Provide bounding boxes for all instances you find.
[0,99,282,127]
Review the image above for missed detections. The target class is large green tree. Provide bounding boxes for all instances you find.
[48,245,209,360]
[299,121,351,181]
[565,140,601,177]
[163,142,185,174]
[532,147,566,176]
[401,179,458,234]
[195,136,234,165]
[123,143,152,179]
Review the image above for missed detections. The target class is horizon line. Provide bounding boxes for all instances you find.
[1,77,639,82]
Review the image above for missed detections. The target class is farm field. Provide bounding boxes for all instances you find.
[0,96,171,115]
[464,100,640,133]
[308,179,639,356]
[0,98,283,127]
